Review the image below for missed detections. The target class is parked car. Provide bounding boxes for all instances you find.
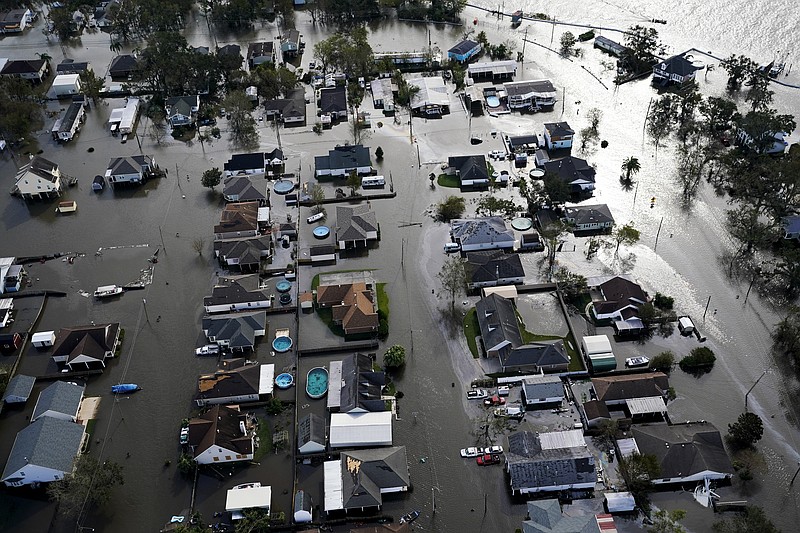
[497,386,510,397]
[483,445,504,455]
[195,344,220,356]
[488,149,505,160]
[460,447,481,458]
[180,427,189,444]
[484,395,506,406]
[477,453,501,465]
[466,388,489,400]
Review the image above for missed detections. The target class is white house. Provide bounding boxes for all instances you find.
[0,8,33,33]
[450,217,516,252]
[51,74,81,98]
[13,156,63,201]
[329,411,393,448]
[503,79,557,110]
[53,101,86,142]
[203,278,271,314]
[105,154,155,185]
[543,122,574,150]
[187,405,254,465]
[31,381,84,423]
[1,417,85,487]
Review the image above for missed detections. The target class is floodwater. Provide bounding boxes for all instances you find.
[0,1,798,532]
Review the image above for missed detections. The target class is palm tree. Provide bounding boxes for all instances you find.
[621,156,641,183]
[109,40,123,55]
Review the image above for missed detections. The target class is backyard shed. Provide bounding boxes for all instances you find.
[32,331,56,348]
[51,74,81,97]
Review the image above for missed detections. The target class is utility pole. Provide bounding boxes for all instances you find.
[653,217,664,252]
[702,295,712,320]
[142,298,150,323]
[745,369,767,411]
[550,18,556,47]
[158,226,166,252]
[520,28,528,77]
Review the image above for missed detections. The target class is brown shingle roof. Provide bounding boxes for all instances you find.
[591,372,670,403]
[188,405,253,458]
[214,202,259,234]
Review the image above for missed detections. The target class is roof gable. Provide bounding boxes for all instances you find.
[1,417,84,482]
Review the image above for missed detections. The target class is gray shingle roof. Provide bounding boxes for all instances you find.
[522,375,565,399]
[107,155,153,177]
[448,155,489,182]
[522,499,600,533]
[476,293,522,352]
[544,122,575,138]
[32,381,83,421]
[2,374,36,403]
[451,217,515,247]
[340,447,409,510]
[564,204,614,226]
[632,424,733,480]
[319,86,347,114]
[336,205,378,242]
[224,153,266,173]
[1,417,84,483]
[542,156,596,187]
[202,311,266,349]
[505,432,596,492]
[223,175,266,202]
[297,413,326,452]
[335,353,386,413]
[204,279,270,308]
[466,250,524,284]
[315,144,371,172]
[503,340,570,370]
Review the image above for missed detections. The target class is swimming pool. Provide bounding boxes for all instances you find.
[306,367,329,399]
[276,280,292,293]
[486,96,500,108]
[272,335,293,353]
[313,226,330,239]
[275,372,294,389]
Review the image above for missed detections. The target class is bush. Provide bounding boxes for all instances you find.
[727,412,764,449]
[375,146,384,161]
[383,344,406,368]
[679,346,716,371]
[436,195,466,221]
[653,292,674,310]
[649,351,675,372]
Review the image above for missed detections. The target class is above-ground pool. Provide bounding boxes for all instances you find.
[313,226,330,239]
[275,373,294,389]
[486,96,500,108]
[276,280,292,293]
[273,180,295,195]
[306,367,329,399]
[279,293,291,305]
[529,169,545,179]
[511,218,533,231]
[272,335,293,353]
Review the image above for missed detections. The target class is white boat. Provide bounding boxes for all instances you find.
[94,285,123,298]
[625,356,650,367]
[55,201,77,214]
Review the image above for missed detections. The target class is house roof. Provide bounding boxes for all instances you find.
[782,215,800,235]
[282,29,301,46]
[188,404,252,458]
[108,54,138,75]
[593,276,647,315]
[107,155,153,177]
[196,359,271,401]
[591,373,670,403]
[311,245,336,257]
[505,431,596,492]
[582,399,610,421]
[476,293,522,351]
[329,284,378,333]
[264,88,306,119]
[319,86,347,114]
[329,353,386,413]
[408,76,449,109]
[166,95,198,119]
[214,237,270,265]
[632,424,733,479]
[451,217,515,247]
[214,202,259,234]
[522,375,564,399]
[56,60,90,73]
[466,250,524,284]
[15,156,59,184]
[59,102,84,133]
[201,310,266,349]
[223,176,266,202]
[542,157,596,186]
[1,417,84,483]
[448,155,489,182]
[522,499,601,533]
[544,122,575,138]
[1,59,45,75]
[337,205,378,242]
[52,323,120,364]
[340,447,409,509]
[503,341,570,369]
[2,374,36,403]
[504,79,557,98]
[204,279,269,308]
[32,381,84,421]
[224,152,266,173]
[508,135,540,150]
[654,54,700,77]
[248,41,274,60]
[217,44,241,57]
[316,144,371,172]
[448,39,480,55]
[298,413,326,451]
[564,204,613,226]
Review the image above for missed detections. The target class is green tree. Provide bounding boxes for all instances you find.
[736,109,796,154]
[313,27,374,77]
[234,508,272,533]
[383,344,406,368]
[47,456,123,519]
[745,74,774,111]
[618,452,660,509]
[540,221,570,279]
[649,351,675,373]
[679,346,716,372]
[624,25,661,64]
[592,419,619,452]
[375,146,384,161]
[720,54,758,91]
[647,94,678,153]
[309,183,325,212]
[436,195,466,221]
[476,196,520,218]
[727,412,764,449]
[0,77,43,143]
[609,222,640,257]
[346,170,362,196]
[149,109,168,145]
[712,505,780,533]
[698,96,739,136]
[774,306,800,364]
[224,91,259,149]
[79,69,106,103]
[553,267,587,302]
[559,32,576,56]
[201,167,222,189]
[438,255,467,313]
[620,156,641,183]
[543,174,571,204]
[518,176,546,212]
[648,509,687,533]
[586,108,602,137]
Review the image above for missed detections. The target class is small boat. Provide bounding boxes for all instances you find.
[111,383,141,394]
[625,356,650,368]
[400,510,420,524]
[55,200,77,214]
[94,285,123,298]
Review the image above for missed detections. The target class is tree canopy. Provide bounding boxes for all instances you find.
[47,456,124,519]
[313,27,374,77]
[383,345,406,368]
[727,412,764,449]
[712,506,780,533]
[436,195,466,221]
[438,255,467,312]
[202,168,222,189]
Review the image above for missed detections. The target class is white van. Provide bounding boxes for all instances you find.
[443,243,461,253]
[307,212,325,224]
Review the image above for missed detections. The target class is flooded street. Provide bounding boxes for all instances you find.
[0,1,799,531]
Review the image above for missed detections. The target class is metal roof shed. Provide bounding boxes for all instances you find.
[538,429,586,450]
[32,330,56,347]
[329,411,392,448]
[225,484,271,515]
[615,437,639,458]
[481,285,518,299]
[605,491,636,513]
[323,460,343,512]
[626,396,668,416]
[259,364,275,395]
[582,334,612,355]
[589,353,617,373]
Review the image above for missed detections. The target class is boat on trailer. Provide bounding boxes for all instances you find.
[111,383,141,394]
[94,285,123,298]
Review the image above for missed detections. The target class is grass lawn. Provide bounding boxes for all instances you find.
[376,283,389,318]
[253,419,273,461]
[518,313,585,371]
[463,308,480,358]
[437,174,461,188]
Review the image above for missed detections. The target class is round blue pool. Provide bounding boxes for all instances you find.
[276,280,292,293]
[306,367,329,399]
[273,180,295,195]
[272,336,293,353]
[313,226,330,239]
[511,218,533,231]
[486,96,500,108]
[275,372,294,389]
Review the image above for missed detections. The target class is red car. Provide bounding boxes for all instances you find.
[477,454,501,466]
[484,395,506,406]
